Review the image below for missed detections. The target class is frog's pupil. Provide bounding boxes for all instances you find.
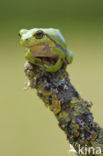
[35,30,44,39]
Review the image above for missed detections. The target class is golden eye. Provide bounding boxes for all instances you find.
[34,30,44,39]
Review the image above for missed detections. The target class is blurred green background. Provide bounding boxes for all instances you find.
[0,0,103,156]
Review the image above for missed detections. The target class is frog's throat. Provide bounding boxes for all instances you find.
[30,43,58,58]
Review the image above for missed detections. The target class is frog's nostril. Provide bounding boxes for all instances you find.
[20,29,27,34]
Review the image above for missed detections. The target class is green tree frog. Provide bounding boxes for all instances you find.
[19,28,73,72]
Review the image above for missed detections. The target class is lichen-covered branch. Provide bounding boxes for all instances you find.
[24,62,103,156]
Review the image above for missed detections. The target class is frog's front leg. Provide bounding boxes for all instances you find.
[43,46,66,72]
[25,49,41,64]
[44,58,63,72]
[52,46,65,58]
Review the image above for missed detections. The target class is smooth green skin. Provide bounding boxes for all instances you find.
[19,28,73,72]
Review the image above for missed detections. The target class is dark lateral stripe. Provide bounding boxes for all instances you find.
[44,34,66,53]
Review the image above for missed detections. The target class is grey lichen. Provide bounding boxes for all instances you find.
[24,62,103,156]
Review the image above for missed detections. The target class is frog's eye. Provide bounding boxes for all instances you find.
[34,30,44,39]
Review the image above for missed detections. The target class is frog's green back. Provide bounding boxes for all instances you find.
[32,28,67,49]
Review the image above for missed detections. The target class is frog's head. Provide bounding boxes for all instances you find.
[19,28,66,48]
[19,28,73,72]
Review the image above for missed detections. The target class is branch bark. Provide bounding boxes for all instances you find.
[24,62,103,156]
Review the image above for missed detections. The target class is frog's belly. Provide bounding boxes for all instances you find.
[30,44,58,58]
